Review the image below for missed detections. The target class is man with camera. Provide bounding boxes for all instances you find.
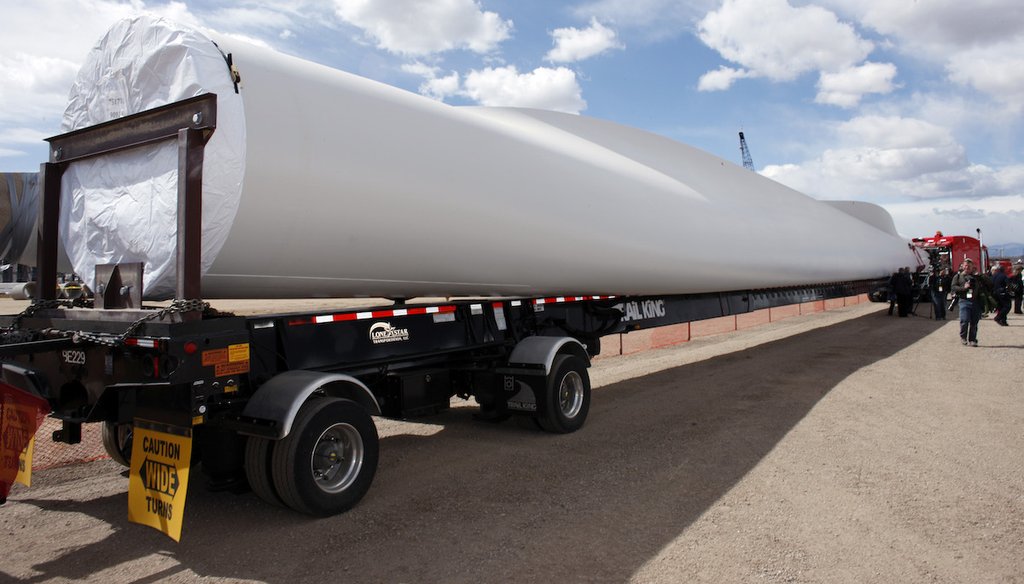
[951,259,985,346]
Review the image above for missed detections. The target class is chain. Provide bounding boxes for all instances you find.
[6,298,210,349]
[121,299,209,340]
[5,299,75,332]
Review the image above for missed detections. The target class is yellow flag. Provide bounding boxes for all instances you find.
[15,436,34,487]
[1,385,48,501]
[127,420,192,542]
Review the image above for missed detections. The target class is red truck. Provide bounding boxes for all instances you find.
[911,231,990,272]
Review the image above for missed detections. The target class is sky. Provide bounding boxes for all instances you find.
[2,0,1023,244]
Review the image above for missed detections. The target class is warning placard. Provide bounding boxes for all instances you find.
[202,343,250,377]
[128,420,192,541]
[1,383,49,501]
[201,348,228,366]
[227,343,249,363]
[215,361,249,377]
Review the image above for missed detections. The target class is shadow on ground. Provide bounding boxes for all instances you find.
[13,310,940,583]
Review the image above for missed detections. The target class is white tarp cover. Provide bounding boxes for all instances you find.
[60,16,916,299]
[62,16,245,298]
[0,173,39,265]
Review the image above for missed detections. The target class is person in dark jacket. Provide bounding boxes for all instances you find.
[893,267,914,317]
[951,259,983,345]
[928,267,950,320]
[1011,264,1023,314]
[887,270,898,316]
[990,264,1010,326]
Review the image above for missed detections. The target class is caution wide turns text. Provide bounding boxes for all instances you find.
[128,421,193,541]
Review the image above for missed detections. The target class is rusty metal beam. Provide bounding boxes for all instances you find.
[32,94,218,306]
[46,94,217,164]
[37,162,62,301]
[176,127,209,308]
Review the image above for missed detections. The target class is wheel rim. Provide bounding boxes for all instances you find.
[118,424,134,457]
[310,423,364,494]
[558,371,585,419]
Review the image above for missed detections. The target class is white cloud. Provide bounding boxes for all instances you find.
[204,6,294,30]
[836,116,959,154]
[545,18,624,63]
[462,66,586,114]
[402,62,460,100]
[571,0,715,40]
[883,194,1024,244]
[946,39,1024,112]
[422,73,461,101]
[822,0,1024,52]
[820,1,1024,110]
[758,115,1024,202]
[0,53,80,123]
[0,0,205,126]
[815,62,897,108]
[403,63,585,111]
[401,62,441,78]
[697,0,873,85]
[697,66,752,91]
[0,128,50,145]
[333,0,512,56]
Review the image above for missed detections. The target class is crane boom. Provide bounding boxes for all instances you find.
[739,131,754,171]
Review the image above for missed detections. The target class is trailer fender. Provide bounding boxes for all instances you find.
[240,370,380,440]
[507,336,590,375]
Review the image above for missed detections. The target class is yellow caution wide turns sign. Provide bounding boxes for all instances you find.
[128,419,193,541]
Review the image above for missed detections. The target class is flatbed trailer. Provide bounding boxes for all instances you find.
[0,95,882,537]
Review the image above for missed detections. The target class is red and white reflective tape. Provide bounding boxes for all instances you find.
[287,296,617,327]
[532,295,616,306]
[124,337,160,349]
[288,305,457,327]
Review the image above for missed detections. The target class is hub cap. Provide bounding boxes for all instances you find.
[558,371,585,419]
[310,423,364,493]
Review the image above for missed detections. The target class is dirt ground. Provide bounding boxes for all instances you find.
[2,301,1022,583]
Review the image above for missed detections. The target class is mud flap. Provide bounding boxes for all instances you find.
[0,382,50,502]
[128,419,193,541]
[504,374,540,413]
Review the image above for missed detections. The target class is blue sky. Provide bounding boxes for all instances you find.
[2,0,1023,243]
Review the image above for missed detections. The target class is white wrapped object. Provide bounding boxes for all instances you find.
[62,17,245,298]
[62,16,915,300]
[0,173,39,266]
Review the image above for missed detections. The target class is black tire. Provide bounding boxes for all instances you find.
[271,398,379,516]
[244,436,284,507]
[537,354,591,434]
[101,421,133,467]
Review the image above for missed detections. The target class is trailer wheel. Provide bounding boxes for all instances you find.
[244,437,284,507]
[101,421,133,467]
[537,354,591,434]
[271,397,379,516]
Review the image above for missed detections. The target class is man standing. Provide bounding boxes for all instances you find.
[894,267,914,317]
[990,264,1010,326]
[1011,264,1023,314]
[928,267,949,320]
[951,259,983,346]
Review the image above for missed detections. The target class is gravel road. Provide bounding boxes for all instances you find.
[2,302,1022,583]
